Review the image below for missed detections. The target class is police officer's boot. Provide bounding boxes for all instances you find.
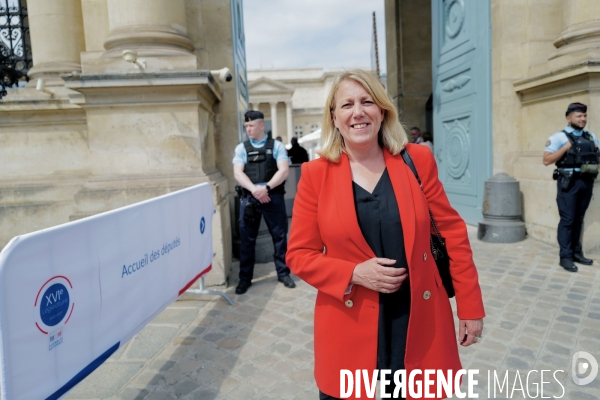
[235,280,252,294]
[573,253,593,265]
[560,258,578,272]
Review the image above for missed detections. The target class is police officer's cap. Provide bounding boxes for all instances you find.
[566,102,587,116]
[244,110,264,122]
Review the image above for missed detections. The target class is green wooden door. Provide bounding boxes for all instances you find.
[431,0,492,224]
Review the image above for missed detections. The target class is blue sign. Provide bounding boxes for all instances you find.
[40,283,70,327]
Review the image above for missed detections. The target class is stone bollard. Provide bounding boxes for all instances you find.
[477,173,526,243]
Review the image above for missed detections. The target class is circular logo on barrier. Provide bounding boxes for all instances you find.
[200,217,206,234]
[34,276,74,334]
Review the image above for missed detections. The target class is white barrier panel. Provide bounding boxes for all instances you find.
[0,183,214,400]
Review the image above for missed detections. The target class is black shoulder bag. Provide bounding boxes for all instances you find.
[400,149,455,298]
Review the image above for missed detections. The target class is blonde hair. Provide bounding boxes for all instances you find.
[317,69,408,162]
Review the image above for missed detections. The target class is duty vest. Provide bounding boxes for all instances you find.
[243,138,284,193]
[556,130,599,168]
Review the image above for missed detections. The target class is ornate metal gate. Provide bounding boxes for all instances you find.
[0,0,31,98]
[431,0,492,224]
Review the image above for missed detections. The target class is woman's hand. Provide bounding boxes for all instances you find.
[458,318,484,346]
[350,258,407,293]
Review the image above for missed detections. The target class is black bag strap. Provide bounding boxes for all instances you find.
[400,149,445,246]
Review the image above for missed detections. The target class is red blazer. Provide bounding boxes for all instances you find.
[286,144,485,399]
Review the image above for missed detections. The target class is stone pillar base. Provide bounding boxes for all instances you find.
[27,62,83,86]
[477,219,526,243]
[104,26,194,54]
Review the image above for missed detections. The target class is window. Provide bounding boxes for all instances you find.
[294,125,303,137]
[310,124,319,133]
[0,0,31,98]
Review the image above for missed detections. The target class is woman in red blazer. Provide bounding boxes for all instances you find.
[286,69,485,400]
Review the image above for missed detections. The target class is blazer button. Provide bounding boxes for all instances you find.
[423,290,431,300]
[345,299,354,308]
[423,252,428,261]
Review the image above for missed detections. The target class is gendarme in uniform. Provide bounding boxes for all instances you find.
[544,102,599,272]
[232,110,296,294]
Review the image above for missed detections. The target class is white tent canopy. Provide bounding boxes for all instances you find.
[296,129,321,160]
[298,129,321,144]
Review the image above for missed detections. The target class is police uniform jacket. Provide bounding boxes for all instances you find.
[545,125,600,170]
[286,144,485,400]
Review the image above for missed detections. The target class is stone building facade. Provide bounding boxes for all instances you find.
[0,0,250,285]
[386,0,600,255]
[247,68,341,144]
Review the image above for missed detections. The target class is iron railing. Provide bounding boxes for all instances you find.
[0,0,31,99]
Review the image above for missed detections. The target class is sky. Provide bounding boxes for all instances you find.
[243,0,386,74]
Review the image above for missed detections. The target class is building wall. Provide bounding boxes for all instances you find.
[195,0,247,195]
[491,0,563,177]
[293,115,322,138]
[495,0,600,254]
[248,68,338,144]
[385,0,432,133]
[275,102,287,141]
[290,84,325,110]
[0,0,243,285]
[385,0,600,255]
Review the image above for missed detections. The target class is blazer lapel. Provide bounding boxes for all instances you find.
[332,153,375,259]
[384,149,416,268]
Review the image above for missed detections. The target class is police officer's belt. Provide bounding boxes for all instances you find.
[556,166,599,175]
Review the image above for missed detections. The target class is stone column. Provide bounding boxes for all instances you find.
[27,0,85,84]
[285,101,293,141]
[252,103,260,111]
[104,0,194,55]
[552,0,600,60]
[270,102,279,138]
[81,0,110,53]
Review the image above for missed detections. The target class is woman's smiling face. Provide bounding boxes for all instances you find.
[332,79,385,151]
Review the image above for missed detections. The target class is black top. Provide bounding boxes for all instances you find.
[352,168,411,372]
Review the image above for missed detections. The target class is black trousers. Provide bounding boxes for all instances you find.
[239,191,290,281]
[556,175,595,259]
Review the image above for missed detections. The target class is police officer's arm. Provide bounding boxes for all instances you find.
[233,163,270,203]
[266,161,289,189]
[543,141,571,166]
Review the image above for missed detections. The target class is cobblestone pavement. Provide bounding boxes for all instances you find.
[51,226,600,399]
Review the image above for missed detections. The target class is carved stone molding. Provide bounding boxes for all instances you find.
[103,25,194,54]
[443,117,471,182]
[514,61,600,104]
[445,0,465,40]
[27,61,82,84]
[442,74,470,92]
[551,20,600,59]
